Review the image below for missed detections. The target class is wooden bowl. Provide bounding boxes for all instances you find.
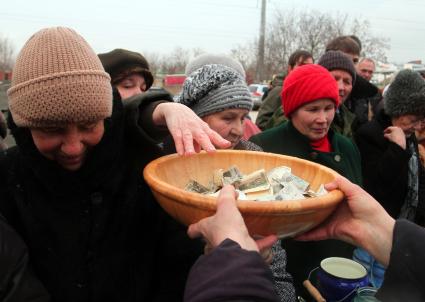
[143,150,344,238]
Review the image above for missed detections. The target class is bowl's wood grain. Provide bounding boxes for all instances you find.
[144,150,344,238]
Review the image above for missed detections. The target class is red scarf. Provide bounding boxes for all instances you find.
[310,136,331,152]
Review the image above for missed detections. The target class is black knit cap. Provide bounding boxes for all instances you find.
[318,50,357,85]
[98,48,154,89]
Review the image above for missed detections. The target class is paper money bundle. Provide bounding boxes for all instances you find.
[184,165,327,201]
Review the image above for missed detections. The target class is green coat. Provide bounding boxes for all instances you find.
[250,121,362,297]
[250,121,362,185]
[332,104,357,139]
[256,85,282,130]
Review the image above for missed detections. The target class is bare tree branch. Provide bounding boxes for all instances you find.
[231,9,390,81]
[0,34,15,71]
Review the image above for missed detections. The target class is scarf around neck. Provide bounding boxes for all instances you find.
[310,135,331,152]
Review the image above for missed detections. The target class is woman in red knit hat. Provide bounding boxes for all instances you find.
[250,64,362,299]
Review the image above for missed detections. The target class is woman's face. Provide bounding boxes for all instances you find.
[30,120,105,171]
[392,114,424,137]
[291,99,336,141]
[202,109,249,149]
[116,73,147,99]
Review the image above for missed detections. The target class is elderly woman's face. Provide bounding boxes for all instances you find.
[30,120,104,171]
[291,99,336,141]
[116,73,147,100]
[202,109,249,149]
[392,114,424,137]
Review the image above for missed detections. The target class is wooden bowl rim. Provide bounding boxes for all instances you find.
[143,150,344,214]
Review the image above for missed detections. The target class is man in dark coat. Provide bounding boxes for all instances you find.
[317,50,358,139]
[326,36,382,128]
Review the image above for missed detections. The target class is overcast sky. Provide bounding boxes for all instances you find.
[1,0,424,64]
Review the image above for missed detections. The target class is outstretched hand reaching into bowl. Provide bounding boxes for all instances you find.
[187,185,277,259]
[152,102,231,155]
[296,176,395,266]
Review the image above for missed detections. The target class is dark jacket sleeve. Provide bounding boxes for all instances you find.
[184,239,279,302]
[377,219,425,302]
[0,214,50,302]
[354,124,411,214]
[123,90,173,142]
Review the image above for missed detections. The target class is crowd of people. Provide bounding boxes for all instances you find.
[0,26,424,302]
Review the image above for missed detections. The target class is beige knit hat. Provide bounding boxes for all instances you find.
[8,27,112,127]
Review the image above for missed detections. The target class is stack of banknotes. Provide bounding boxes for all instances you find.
[184,165,327,201]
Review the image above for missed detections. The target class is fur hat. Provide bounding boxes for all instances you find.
[384,69,425,117]
[318,50,357,84]
[176,64,252,117]
[98,48,154,89]
[282,64,339,117]
[8,27,112,127]
[185,53,246,79]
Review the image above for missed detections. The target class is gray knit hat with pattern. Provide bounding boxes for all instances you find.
[318,50,357,84]
[384,69,425,117]
[176,64,252,117]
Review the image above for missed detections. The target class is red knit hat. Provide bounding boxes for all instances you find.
[282,64,339,117]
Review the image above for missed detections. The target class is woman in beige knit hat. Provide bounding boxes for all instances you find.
[0,26,230,302]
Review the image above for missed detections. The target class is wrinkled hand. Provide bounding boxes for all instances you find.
[188,185,277,255]
[296,176,395,266]
[384,126,406,149]
[152,103,231,155]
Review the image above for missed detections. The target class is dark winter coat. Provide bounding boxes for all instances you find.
[345,75,382,129]
[376,219,425,301]
[354,109,425,225]
[0,91,203,302]
[250,121,360,297]
[0,213,50,301]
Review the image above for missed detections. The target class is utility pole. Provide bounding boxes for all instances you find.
[256,0,266,83]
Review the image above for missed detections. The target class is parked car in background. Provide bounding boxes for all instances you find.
[248,84,268,110]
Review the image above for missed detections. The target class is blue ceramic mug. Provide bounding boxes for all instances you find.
[317,257,369,302]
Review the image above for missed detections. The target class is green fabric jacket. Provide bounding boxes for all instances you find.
[256,85,282,130]
[332,104,357,139]
[250,120,362,185]
[264,106,286,130]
